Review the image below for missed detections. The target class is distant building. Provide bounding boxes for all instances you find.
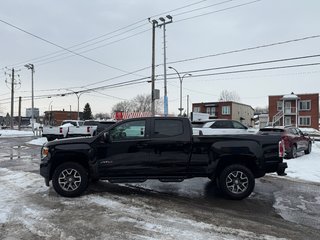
[26,108,40,118]
[268,92,319,130]
[43,110,83,126]
[192,101,255,127]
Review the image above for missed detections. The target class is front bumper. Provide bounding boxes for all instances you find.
[40,157,50,186]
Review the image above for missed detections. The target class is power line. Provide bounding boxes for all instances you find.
[168,35,320,65]
[185,62,320,78]
[168,53,320,75]
[0,18,140,75]
[175,0,262,23]
[174,0,236,17]
[3,0,210,69]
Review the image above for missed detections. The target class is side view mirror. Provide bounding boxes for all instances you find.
[103,132,111,143]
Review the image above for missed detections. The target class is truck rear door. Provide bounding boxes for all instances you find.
[148,118,192,176]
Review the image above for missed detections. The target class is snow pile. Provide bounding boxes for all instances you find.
[27,137,48,146]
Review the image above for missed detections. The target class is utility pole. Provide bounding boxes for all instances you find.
[149,18,158,116]
[5,68,21,129]
[11,68,14,129]
[18,96,21,130]
[157,15,173,117]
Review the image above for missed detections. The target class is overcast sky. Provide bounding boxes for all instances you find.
[1,0,319,117]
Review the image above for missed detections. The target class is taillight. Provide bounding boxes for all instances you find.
[279,140,285,157]
[59,127,63,134]
[87,126,90,133]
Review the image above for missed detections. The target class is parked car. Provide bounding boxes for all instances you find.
[193,119,257,135]
[259,126,312,159]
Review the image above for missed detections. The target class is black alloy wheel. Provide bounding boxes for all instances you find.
[52,162,88,197]
[218,164,255,200]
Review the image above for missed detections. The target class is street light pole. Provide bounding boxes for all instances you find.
[48,100,53,125]
[168,66,192,116]
[24,63,34,132]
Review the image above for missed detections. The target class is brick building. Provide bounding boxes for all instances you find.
[43,110,83,126]
[268,93,319,130]
[192,101,254,127]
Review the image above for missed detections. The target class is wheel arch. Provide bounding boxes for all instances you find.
[213,154,260,179]
[49,152,90,181]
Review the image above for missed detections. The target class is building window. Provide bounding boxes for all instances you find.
[299,116,311,126]
[222,106,230,115]
[206,107,216,116]
[277,101,283,111]
[193,107,200,113]
[299,100,311,111]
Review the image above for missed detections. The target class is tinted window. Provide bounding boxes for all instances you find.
[154,119,183,137]
[212,121,233,128]
[259,128,284,133]
[84,121,98,126]
[109,120,145,141]
[232,121,246,129]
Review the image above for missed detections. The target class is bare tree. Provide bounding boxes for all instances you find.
[111,100,132,113]
[219,90,241,102]
[111,94,162,114]
[94,112,111,119]
[131,94,152,112]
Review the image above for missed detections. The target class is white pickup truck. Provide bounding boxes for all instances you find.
[42,120,84,141]
[67,120,98,138]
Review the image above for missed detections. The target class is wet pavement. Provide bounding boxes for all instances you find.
[1,137,320,239]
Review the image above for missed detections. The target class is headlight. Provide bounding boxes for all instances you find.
[41,147,49,159]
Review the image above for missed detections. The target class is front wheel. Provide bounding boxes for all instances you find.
[218,164,255,200]
[52,162,88,197]
[304,142,312,154]
[289,145,297,159]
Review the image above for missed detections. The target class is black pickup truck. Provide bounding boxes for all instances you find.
[40,117,287,200]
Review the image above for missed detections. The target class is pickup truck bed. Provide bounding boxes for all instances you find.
[40,117,287,200]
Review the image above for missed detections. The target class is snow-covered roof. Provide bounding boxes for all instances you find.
[281,93,300,100]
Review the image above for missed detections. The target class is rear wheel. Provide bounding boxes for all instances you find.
[218,164,255,200]
[52,162,88,197]
[304,142,312,154]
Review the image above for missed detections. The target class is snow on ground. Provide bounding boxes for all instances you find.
[0,129,34,137]
[279,142,320,183]
[0,168,283,240]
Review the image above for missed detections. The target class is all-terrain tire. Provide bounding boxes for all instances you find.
[218,164,255,200]
[52,162,88,197]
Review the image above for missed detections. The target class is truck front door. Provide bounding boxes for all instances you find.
[96,119,150,177]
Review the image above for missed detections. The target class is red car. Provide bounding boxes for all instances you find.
[259,126,312,159]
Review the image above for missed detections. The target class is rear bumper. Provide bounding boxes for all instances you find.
[276,162,288,176]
